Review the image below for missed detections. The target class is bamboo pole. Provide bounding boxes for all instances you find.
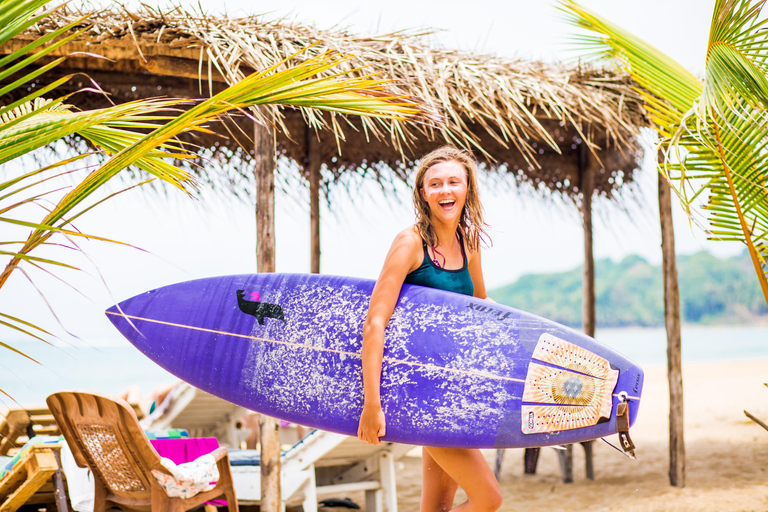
[255,112,282,510]
[658,154,685,487]
[308,127,321,274]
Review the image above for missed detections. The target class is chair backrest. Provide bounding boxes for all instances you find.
[47,391,165,502]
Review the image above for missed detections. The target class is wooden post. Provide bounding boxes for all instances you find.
[575,143,596,481]
[308,127,321,274]
[518,143,596,482]
[658,152,685,487]
[255,112,282,510]
[580,144,596,340]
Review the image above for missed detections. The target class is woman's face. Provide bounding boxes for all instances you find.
[420,160,468,225]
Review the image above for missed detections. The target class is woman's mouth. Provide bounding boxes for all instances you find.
[438,199,456,211]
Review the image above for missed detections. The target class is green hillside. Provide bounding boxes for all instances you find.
[488,251,768,327]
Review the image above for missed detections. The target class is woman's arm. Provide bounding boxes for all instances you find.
[467,244,491,300]
[357,229,421,445]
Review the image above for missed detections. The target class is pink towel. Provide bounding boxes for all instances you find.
[151,437,220,465]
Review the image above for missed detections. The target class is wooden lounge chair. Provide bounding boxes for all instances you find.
[232,430,410,512]
[47,391,238,512]
[0,406,61,456]
[0,442,69,512]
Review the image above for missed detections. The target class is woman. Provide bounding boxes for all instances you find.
[357,146,503,511]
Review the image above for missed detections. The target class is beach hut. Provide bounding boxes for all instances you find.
[4,4,683,506]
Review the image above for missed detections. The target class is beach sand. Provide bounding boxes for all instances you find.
[331,358,768,511]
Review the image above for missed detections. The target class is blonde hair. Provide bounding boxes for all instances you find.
[412,146,489,252]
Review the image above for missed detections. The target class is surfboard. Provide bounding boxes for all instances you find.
[106,273,643,449]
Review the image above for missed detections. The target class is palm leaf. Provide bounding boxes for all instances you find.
[561,0,768,304]
[0,1,423,363]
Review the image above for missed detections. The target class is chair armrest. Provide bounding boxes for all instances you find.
[150,463,174,477]
[209,447,229,463]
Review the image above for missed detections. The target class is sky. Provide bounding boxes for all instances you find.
[0,0,740,345]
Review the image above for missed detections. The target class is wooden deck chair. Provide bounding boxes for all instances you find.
[0,406,61,456]
[0,443,69,512]
[141,384,249,448]
[232,430,410,512]
[47,391,238,512]
[1,403,144,456]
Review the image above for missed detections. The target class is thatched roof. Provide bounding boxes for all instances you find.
[4,5,648,199]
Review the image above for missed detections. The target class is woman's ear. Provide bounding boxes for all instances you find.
[419,186,426,201]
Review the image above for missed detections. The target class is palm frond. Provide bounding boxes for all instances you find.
[0,1,423,363]
[562,0,768,304]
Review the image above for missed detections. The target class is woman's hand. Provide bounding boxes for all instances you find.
[357,403,387,445]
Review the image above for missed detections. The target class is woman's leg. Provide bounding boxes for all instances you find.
[421,447,459,511]
[421,446,502,512]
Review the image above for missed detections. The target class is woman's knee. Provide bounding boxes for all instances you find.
[470,482,502,511]
[487,486,503,511]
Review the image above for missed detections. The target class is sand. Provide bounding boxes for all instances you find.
[336,358,768,511]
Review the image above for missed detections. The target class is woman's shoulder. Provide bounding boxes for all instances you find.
[393,226,423,248]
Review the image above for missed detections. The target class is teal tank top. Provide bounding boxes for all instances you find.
[404,231,474,296]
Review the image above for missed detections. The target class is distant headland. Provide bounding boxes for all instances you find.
[489,251,768,328]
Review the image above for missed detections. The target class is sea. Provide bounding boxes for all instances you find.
[1,325,767,405]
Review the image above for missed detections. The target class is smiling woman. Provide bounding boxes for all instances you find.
[357,146,502,511]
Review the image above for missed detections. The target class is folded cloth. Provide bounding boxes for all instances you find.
[151,454,219,499]
[227,449,260,466]
[144,429,189,440]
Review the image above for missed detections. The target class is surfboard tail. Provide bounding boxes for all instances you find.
[521,333,629,436]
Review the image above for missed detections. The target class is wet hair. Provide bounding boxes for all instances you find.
[412,146,489,252]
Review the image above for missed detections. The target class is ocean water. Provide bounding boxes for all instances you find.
[1,326,767,405]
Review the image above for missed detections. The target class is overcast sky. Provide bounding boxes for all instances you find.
[1,0,736,345]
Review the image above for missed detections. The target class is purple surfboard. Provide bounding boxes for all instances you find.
[106,273,643,449]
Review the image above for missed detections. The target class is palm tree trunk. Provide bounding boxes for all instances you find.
[658,154,685,487]
[308,127,321,274]
[255,113,282,510]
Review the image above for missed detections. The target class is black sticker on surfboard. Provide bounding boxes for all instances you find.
[236,290,286,325]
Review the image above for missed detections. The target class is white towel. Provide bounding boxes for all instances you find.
[151,454,219,499]
[60,442,94,512]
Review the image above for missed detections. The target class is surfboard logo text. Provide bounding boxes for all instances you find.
[466,302,512,321]
[236,290,286,325]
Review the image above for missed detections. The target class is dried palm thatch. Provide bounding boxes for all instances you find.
[3,4,647,200]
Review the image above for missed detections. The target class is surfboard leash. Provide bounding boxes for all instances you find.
[600,395,636,459]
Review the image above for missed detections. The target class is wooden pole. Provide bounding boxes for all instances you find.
[579,143,596,481]
[308,127,321,274]
[580,144,596,339]
[658,152,685,487]
[254,111,282,510]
